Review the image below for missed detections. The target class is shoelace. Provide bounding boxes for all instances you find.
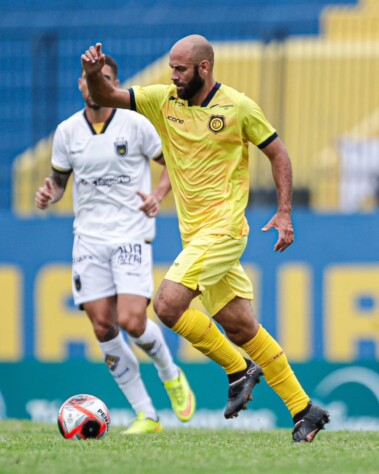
[169,384,185,405]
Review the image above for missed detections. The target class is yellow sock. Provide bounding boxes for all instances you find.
[242,325,310,417]
[172,308,247,374]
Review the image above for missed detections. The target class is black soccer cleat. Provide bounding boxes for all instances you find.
[224,361,263,419]
[292,403,330,443]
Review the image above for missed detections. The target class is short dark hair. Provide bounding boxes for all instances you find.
[104,54,118,78]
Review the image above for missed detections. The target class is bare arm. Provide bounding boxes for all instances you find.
[35,169,71,209]
[81,43,132,109]
[260,137,294,252]
[137,155,172,217]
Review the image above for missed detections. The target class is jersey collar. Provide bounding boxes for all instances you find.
[200,82,221,107]
[83,108,117,135]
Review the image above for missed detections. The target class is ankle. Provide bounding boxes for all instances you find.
[293,402,312,424]
[227,358,251,384]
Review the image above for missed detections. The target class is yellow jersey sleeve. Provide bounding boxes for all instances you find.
[238,94,277,148]
[129,85,168,129]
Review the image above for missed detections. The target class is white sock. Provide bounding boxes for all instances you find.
[129,318,179,382]
[99,331,157,420]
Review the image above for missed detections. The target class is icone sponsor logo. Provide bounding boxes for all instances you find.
[167,116,184,124]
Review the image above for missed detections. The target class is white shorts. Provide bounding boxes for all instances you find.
[72,235,154,306]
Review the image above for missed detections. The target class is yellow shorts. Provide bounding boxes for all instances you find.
[165,234,253,316]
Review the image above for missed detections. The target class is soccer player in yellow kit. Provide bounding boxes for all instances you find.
[81,35,330,442]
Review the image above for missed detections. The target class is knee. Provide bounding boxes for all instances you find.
[224,322,258,346]
[119,312,146,338]
[92,318,117,342]
[153,292,180,328]
[225,329,246,346]
[153,292,167,319]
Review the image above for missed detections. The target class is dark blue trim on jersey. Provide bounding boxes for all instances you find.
[51,165,72,175]
[83,108,116,135]
[129,88,137,111]
[102,108,117,133]
[152,152,164,162]
[201,82,221,107]
[83,109,95,134]
[258,132,278,149]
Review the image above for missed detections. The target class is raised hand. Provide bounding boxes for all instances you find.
[81,43,106,75]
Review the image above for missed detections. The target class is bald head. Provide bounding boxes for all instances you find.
[169,35,216,104]
[170,35,214,68]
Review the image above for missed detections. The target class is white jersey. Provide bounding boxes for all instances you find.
[51,108,162,242]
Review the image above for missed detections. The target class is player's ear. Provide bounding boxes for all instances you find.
[78,78,82,91]
[114,79,120,88]
[199,60,209,76]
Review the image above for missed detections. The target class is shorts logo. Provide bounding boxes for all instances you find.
[105,354,120,371]
[118,243,142,265]
[74,274,81,291]
[208,115,225,133]
[114,140,128,157]
[72,254,93,264]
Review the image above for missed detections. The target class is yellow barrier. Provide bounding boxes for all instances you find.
[12,18,379,214]
[323,0,379,40]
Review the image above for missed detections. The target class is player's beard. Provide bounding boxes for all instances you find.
[176,65,205,100]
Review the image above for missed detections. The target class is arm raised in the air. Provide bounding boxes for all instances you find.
[81,42,132,109]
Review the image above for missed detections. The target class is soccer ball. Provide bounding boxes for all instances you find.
[57,394,110,440]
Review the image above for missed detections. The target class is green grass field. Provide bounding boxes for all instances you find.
[0,420,378,474]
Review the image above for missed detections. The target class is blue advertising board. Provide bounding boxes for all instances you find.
[0,210,378,430]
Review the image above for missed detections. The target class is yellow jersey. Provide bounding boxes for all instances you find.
[130,83,277,243]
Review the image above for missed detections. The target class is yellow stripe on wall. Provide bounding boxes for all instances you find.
[0,266,22,360]
[278,264,311,361]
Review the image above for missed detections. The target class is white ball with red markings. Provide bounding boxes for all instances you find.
[57,394,110,440]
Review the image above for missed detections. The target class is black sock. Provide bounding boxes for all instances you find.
[293,402,312,424]
[227,358,251,384]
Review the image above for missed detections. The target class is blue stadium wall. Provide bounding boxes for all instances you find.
[0,0,358,208]
[0,210,378,430]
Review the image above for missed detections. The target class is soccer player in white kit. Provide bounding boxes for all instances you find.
[35,55,195,434]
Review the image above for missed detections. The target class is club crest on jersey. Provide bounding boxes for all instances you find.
[114,140,128,157]
[208,115,225,133]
